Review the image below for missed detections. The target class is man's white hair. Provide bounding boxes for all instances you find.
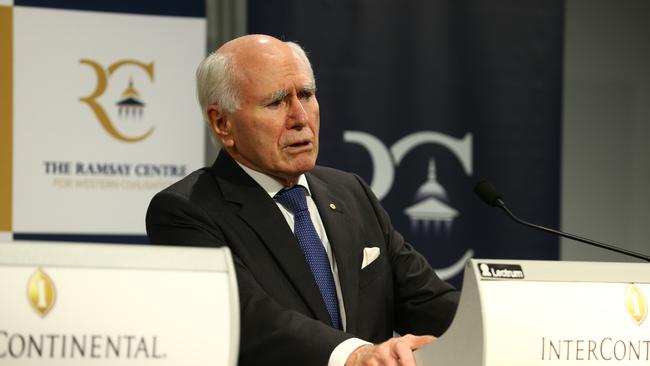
[195,40,315,141]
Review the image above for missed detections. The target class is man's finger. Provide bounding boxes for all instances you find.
[401,334,436,350]
[393,339,416,366]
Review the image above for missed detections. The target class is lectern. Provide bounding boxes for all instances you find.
[415,259,650,365]
[0,241,239,366]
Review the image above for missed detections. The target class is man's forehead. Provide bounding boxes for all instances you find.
[235,47,305,74]
[226,36,290,65]
[235,56,313,94]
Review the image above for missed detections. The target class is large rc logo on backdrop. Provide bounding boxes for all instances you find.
[79,59,155,142]
[344,131,473,279]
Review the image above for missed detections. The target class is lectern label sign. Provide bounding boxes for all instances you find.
[0,265,231,364]
[478,263,525,279]
[480,281,650,364]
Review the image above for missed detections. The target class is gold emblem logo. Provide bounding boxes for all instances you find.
[624,283,647,325]
[79,59,155,142]
[27,268,56,317]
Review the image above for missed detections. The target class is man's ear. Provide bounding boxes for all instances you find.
[207,104,234,148]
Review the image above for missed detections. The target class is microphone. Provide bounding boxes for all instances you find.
[474,180,650,262]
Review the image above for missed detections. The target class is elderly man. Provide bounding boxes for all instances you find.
[146,34,459,366]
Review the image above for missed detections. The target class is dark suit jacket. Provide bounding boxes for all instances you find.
[146,151,459,366]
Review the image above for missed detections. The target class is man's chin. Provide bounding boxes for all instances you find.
[284,158,316,177]
[293,162,316,175]
[286,151,317,169]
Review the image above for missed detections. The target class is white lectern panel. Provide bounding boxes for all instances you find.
[415,259,650,366]
[0,241,239,366]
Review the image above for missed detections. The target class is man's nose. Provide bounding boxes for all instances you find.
[287,96,308,127]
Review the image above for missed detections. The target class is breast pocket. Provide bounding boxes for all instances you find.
[359,254,387,289]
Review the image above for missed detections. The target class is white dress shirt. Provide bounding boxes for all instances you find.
[236,162,370,366]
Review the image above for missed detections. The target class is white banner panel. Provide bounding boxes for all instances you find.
[12,7,206,235]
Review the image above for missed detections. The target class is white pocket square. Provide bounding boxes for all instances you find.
[361,247,380,269]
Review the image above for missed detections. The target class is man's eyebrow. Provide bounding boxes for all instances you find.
[301,82,316,93]
[264,89,289,104]
[263,82,316,104]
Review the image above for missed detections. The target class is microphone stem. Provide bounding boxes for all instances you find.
[496,199,650,262]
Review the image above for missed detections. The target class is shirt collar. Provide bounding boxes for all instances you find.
[236,161,311,198]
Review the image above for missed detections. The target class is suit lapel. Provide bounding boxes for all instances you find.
[307,173,362,334]
[209,152,332,325]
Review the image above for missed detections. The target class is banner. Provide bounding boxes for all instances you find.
[248,0,564,285]
[2,1,206,243]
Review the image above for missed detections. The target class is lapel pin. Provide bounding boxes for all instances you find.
[329,203,337,210]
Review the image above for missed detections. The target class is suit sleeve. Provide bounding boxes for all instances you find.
[352,175,460,337]
[146,191,354,366]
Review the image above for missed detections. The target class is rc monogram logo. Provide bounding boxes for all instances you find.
[625,284,647,325]
[344,130,473,279]
[79,59,155,142]
[27,268,56,317]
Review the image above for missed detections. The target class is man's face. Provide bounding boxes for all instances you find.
[215,46,320,186]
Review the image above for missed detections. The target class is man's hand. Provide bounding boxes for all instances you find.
[345,334,435,366]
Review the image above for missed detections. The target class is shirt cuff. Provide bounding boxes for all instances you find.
[328,337,372,366]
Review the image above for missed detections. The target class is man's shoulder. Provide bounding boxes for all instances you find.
[157,166,217,200]
[309,165,370,195]
[310,165,358,183]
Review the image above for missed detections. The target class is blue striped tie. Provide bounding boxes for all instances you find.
[275,185,341,329]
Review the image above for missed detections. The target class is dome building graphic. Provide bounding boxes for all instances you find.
[116,77,145,117]
[403,158,458,233]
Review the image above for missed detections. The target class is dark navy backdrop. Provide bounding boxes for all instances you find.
[249,0,564,285]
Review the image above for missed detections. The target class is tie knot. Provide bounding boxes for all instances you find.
[275,185,309,214]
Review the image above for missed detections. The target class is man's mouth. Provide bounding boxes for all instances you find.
[289,140,311,148]
[285,140,313,152]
